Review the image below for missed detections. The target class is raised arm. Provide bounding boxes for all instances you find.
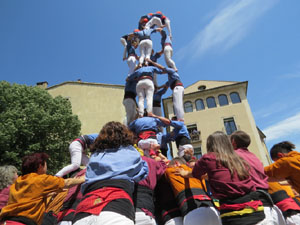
[148,111,170,125]
[146,58,165,71]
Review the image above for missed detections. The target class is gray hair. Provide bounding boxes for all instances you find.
[0,165,18,190]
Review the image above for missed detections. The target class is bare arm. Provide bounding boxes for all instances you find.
[64,175,85,189]
[146,58,165,71]
[174,168,194,178]
[148,112,170,125]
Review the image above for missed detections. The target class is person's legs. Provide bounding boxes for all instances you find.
[145,16,163,29]
[153,106,162,117]
[172,86,184,121]
[123,98,137,125]
[144,40,153,66]
[164,46,177,71]
[183,207,221,225]
[74,212,134,225]
[135,211,156,225]
[164,17,172,38]
[55,141,82,177]
[139,40,146,66]
[165,217,183,225]
[256,206,287,225]
[136,80,146,117]
[127,56,136,76]
[144,79,154,113]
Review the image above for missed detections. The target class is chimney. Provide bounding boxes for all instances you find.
[36,81,48,89]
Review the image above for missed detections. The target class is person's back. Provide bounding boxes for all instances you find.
[165,158,221,225]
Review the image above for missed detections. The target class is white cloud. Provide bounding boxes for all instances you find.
[176,0,277,61]
[263,112,300,142]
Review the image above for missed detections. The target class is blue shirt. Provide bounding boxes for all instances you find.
[134,28,156,40]
[170,120,191,140]
[129,117,167,134]
[128,66,163,81]
[153,87,167,103]
[126,41,136,57]
[125,79,137,94]
[160,30,172,47]
[81,145,149,193]
[164,67,181,87]
[157,132,172,150]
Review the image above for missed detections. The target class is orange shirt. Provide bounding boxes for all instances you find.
[165,164,206,197]
[268,182,295,197]
[265,151,300,193]
[0,173,64,225]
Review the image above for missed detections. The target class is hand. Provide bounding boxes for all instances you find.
[174,168,190,178]
[123,57,127,61]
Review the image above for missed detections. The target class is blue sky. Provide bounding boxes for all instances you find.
[1,0,300,152]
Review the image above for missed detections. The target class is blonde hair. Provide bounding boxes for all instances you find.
[0,165,18,190]
[206,131,250,180]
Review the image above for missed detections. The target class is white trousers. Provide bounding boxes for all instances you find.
[139,39,152,66]
[55,141,89,177]
[173,86,184,121]
[73,211,134,225]
[127,55,136,76]
[57,222,72,225]
[136,79,154,116]
[285,213,300,225]
[145,17,172,37]
[164,45,177,71]
[183,206,222,225]
[165,216,183,225]
[256,206,287,225]
[123,98,137,126]
[135,212,156,225]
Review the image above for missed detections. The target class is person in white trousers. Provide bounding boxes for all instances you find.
[55,134,98,177]
[145,11,172,40]
[146,59,184,121]
[120,34,139,76]
[134,28,162,67]
[127,66,164,117]
[123,79,138,126]
[160,29,177,71]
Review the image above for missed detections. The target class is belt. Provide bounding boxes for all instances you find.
[138,75,153,81]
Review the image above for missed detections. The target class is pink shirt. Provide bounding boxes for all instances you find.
[192,152,256,200]
[235,148,269,190]
[0,186,10,211]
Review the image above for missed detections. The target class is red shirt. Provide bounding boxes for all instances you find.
[192,152,256,200]
[235,148,269,190]
[0,186,10,211]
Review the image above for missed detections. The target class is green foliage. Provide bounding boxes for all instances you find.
[0,81,81,174]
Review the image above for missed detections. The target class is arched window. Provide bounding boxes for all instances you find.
[230,92,241,104]
[184,101,193,113]
[206,97,216,108]
[218,94,229,106]
[195,99,205,111]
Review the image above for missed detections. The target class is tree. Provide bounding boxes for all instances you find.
[0,81,81,174]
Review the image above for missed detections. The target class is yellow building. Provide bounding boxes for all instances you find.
[162,80,272,166]
[38,81,126,134]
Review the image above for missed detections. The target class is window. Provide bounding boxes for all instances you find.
[218,94,228,106]
[194,147,202,159]
[198,85,206,91]
[195,99,205,111]
[230,92,241,104]
[206,97,216,108]
[184,101,193,113]
[224,117,237,135]
[187,124,200,142]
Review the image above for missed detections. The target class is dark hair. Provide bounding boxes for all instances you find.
[22,153,49,175]
[90,121,135,153]
[230,130,251,148]
[270,141,295,160]
[168,157,186,166]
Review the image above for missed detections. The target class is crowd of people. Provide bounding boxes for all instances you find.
[1,11,300,225]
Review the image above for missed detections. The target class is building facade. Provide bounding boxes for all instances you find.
[41,81,126,134]
[162,80,271,166]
